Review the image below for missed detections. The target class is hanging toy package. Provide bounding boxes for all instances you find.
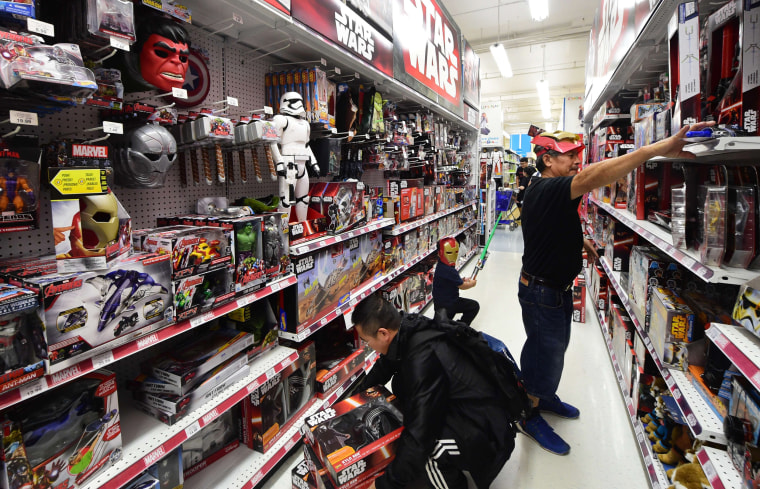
[0,135,40,233]
[87,0,136,42]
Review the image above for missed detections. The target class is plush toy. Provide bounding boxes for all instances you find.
[666,451,710,489]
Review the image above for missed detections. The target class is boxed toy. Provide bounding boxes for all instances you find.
[291,245,351,330]
[182,406,240,479]
[382,236,403,274]
[0,283,46,394]
[627,160,660,220]
[301,440,383,489]
[733,276,760,339]
[173,266,235,322]
[649,286,698,370]
[358,231,384,285]
[23,253,172,373]
[727,377,760,473]
[402,230,419,263]
[668,1,702,131]
[125,473,159,489]
[572,274,586,323]
[344,236,364,292]
[705,0,743,127]
[604,218,636,272]
[424,187,435,215]
[628,246,682,328]
[148,444,184,489]
[143,226,232,280]
[380,280,406,312]
[146,326,254,395]
[399,188,413,223]
[281,341,317,417]
[227,216,267,293]
[0,137,41,233]
[696,185,727,266]
[725,186,756,268]
[261,212,291,282]
[0,370,121,489]
[225,299,280,362]
[302,386,402,488]
[241,371,288,453]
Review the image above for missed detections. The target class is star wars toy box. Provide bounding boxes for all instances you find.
[182,406,241,479]
[382,236,403,274]
[572,274,586,324]
[628,246,683,329]
[302,385,403,489]
[259,212,291,282]
[668,1,702,131]
[281,341,316,417]
[0,369,122,489]
[649,286,699,371]
[733,276,760,339]
[173,265,235,322]
[604,217,637,272]
[0,283,46,395]
[18,252,172,373]
[50,179,132,273]
[142,226,232,280]
[705,0,745,129]
[310,318,365,398]
[322,182,366,235]
[297,441,383,489]
[0,137,41,233]
[144,326,254,395]
[358,231,384,285]
[344,236,364,291]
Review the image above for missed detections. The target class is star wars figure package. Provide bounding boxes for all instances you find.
[0,370,122,489]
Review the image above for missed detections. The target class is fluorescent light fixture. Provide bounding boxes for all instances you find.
[536,79,551,119]
[490,43,513,78]
[529,0,549,21]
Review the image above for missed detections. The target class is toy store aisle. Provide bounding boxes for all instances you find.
[263,229,649,489]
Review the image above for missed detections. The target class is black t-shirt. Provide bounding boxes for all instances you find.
[432,260,463,306]
[521,175,583,286]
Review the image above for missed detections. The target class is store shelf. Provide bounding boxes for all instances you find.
[697,446,743,489]
[706,323,760,392]
[278,248,437,342]
[585,279,670,489]
[440,220,479,241]
[85,346,299,489]
[289,219,395,256]
[590,113,632,133]
[653,136,760,162]
[599,257,726,444]
[385,201,478,236]
[590,197,758,285]
[0,274,297,412]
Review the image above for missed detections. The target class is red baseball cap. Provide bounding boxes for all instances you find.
[531,131,585,158]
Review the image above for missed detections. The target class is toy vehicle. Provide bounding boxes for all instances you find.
[187,239,221,266]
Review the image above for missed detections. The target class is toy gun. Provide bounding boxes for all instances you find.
[470,211,504,280]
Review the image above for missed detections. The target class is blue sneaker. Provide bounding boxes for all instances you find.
[538,396,580,419]
[517,414,570,455]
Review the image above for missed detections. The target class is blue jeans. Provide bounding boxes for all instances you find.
[518,279,573,400]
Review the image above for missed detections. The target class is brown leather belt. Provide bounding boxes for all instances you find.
[520,270,572,292]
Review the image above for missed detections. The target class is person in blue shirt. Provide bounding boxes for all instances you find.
[432,237,478,325]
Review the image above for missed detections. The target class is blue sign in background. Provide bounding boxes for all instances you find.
[510,134,532,157]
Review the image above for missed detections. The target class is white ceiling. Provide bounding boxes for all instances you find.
[441,0,598,133]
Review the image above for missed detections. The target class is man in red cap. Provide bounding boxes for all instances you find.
[516,123,713,455]
[432,237,479,325]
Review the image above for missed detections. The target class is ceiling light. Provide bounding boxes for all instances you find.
[529,0,549,21]
[490,43,513,78]
[536,79,551,119]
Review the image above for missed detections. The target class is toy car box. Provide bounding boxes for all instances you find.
[146,326,254,395]
[50,186,132,273]
[0,283,46,394]
[260,212,291,282]
[182,406,240,479]
[173,265,235,322]
[302,385,403,489]
[131,352,249,414]
[649,286,698,370]
[22,252,172,373]
[0,370,122,489]
[143,226,232,279]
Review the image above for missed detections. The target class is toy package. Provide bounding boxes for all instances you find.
[142,226,232,279]
[145,326,254,395]
[260,212,291,282]
[173,266,235,322]
[124,473,159,489]
[358,230,383,285]
[240,371,286,453]
[0,283,46,395]
[227,216,266,294]
[0,135,41,234]
[87,0,136,42]
[733,276,760,339]
[0,370,122,489]
[22,252,172,372]
[291,244,351,330]
[649,287,700,371]
[725,186,756,268]
[224,299,279,362]
[182,406,240,479]
[627,246,682,328]
[604,218,636,272]
[281,341,316,417]
[696,185,727,267]
[302,385,403,488]
[147,445,184,489]
[312,319,365,397]
[322,182,366,235]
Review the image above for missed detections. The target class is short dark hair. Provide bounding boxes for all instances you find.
[519,157,529,163]
[535,147,561,172]
[352,294,401,337]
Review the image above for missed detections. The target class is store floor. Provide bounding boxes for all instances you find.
[265,226,649,489]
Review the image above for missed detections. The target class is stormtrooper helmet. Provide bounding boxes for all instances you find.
[117,124,177,188]
[279,91,306,117]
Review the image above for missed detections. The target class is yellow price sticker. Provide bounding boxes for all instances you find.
[50,169,107,195]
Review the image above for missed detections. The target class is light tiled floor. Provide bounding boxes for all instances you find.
[264,226,649,489]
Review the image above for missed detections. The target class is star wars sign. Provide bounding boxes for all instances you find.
[392,0,463,115]
[291,0,393,77]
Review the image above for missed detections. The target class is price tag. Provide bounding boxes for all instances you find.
[697,267,710,278]
[266,367,276,379]
[334,67,342,75]
[237,296,251,308]
[320,317,329,326]
[265,106,273,115]
[702,459,717,480]
[334,386,344,399]
[712,333,729,348]
[320,58,327,66]
[686,413,697,426]
[103,121,123,134]
[233,12,243,23]
[285,436,297,451]
[110,36,130,51]
[355,72,360,79]
[664,374,675,389]
[347,232,355,238]
[190,316,205,328]
[269,281,280,292]
[19,378,45,400]
[751,371,760,386]
[318,240,327,247]
[27,18,54,37]
[172,87,188,99]
[92,351,114,370]
[672,388,681,400]
[331,127,337,134]
[185,420,201,438]
[9,110,37,126]
[681,255,695,268]
[227,96,239,107]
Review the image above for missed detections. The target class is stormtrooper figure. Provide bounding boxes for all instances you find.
[269,92,320,223]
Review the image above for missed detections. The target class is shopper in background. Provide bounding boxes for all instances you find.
[515,157,530,208]
[433,237,479,326]
[516,122,713,456]
[354,294,514,489]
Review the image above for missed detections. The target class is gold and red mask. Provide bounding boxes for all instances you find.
[438,237,459,266]
[139,34,189,91]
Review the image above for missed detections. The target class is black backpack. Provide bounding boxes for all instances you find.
[412,316,532,424]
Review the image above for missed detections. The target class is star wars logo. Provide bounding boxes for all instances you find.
[402,0,459,99]
[295,255,315,274]
[292,223,304,236]
[745,109,758,133]
[335,5,376,62]
[338,460,367,485]
[307,407,336,427]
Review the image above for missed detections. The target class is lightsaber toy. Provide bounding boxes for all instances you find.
[470,211,505,280]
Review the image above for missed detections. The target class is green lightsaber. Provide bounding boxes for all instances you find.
[471,211,505,280]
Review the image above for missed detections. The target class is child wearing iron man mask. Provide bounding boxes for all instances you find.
[432,237,479,326]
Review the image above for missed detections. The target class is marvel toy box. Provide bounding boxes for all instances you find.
[225,216,267,294]
[182,406,240,479]
[20,252,172,373]
[302,386,402,488]
[143,226,232,279]
[145,326,254,395]
[260,213,291,282]
[0,283,46,394]
[173,266,235,322]
[0,370,122,489]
